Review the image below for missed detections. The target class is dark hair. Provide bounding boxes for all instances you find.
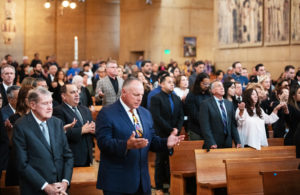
[54,70,66,82]
[83,63,90,68]
[141,60,151,67]
[223,81,235,99]
[170,67,180,74]
[32,78,46,87]
[160,73,171,83]
[232,61,240,68]
[285,65,295,72]
[4,54,11,60]
[242,88,262,118]
[192,72,210,95]
[16,86,34,116]
[288,85,300,111]
[215,70,224,76]
[193,61,205,68]
[175,75,185,87]
[255,64,264,71]
[7,85,20,98]
[60,83,73,94]
[158,71,169,84]
[295,70,300,80]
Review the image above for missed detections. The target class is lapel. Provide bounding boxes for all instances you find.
[211,97,224,125]
[28,113,52,153]
[162,92,172,114]
[136,107,148,138]
[116,101,135,132]
[117,77,122,95]
[63,103,83,125]
[224,100,231,122]
[77,105,87,123]
[46,118,57,155]
[105,76,116,95]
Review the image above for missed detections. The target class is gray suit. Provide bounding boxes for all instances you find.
[13,113,73,195]
[199,97,240,149]
[95,76,123,106]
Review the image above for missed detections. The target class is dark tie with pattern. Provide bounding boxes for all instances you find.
[218,100,228,135]
[129,109,143,138]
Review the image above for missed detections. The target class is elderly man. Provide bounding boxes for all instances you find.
[199,81,241,149]
[53,84,94,167]
[1,85,20,122]
[0,65,16,107]
[96,77,185,195]
[13,87,73,195]
[95,60,124,106]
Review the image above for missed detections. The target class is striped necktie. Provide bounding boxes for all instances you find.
[218,100,228,135]
[129,109,143,137]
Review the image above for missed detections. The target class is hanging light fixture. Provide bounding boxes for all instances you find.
[69,1,77,9]
[44,0,51,8]
[62,0,70,8]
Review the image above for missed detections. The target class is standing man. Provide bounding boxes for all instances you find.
[188,61,205,89]
[199,81,241,149]
[1,85,20,122]
[284,65,297,86]
[141,60,157,86]
[13,87,73,195]
[46,64,58,88]
[53,84,94,167]
[249,64,266,83]
[0,65,16,107]
[149,74,184,194]
[96,77,184,195]
[231,61,249,89]
[95,60,124,106]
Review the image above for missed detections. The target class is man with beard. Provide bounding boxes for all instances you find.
[231,61,248,89]
[141,60,157,86]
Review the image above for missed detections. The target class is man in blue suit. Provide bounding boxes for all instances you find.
[96,77,185,195]
[1,85,20,122]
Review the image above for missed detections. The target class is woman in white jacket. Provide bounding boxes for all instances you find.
[236,88,288,150]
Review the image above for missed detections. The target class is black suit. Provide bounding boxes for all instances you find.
[13,113,73,195]
[149,91,184,190]
[0,111,9,179]
[249,75,258,83]
[199,97,240,149]
[53,103,94,167]
[0,83,8,107]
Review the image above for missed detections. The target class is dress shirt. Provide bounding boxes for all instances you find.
[8,103,16,113]
[120,98,143,132]
[213,96,227,118]
[3,83,12,92]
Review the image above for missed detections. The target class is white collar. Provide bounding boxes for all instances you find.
[2,83,12,91]
[8,103,15,113]
[120,98,135,113]
[31,110,44,125]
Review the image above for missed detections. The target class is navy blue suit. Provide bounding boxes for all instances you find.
[96,100,169,194]
[1,104,14,122]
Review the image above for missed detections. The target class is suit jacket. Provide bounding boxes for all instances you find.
[96,100,169,194]
[249,75,258,83]
[95,76,123,106]
[0,83,8,107]
[13,113,73,195]
[0,111,9,175]
[199,97,241,149]
[53,103,94,167]
[149,91,184,138]
[1,104,14,122]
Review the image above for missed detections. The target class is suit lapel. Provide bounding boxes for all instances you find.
[63,103,82,125]
[116,101,135,132]
[105,76,116,95]
[211,97,224,125]
[47,118,57,155]
[137,107,147,137]
[28,113,52,153]
[77,105,87,123]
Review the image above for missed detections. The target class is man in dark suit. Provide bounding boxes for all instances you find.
[13,87,73,195]
[53,83,95,167]
[0,64,16,107]
[199,81,241,149]
[249,64,266,83]
[46,64,58,88]
[1,85,20,122]
[96,77,185,195]
[0,111,9,179]
[149,74,184,194]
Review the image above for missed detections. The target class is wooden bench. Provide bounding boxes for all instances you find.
[148,151,156,188]
[69,166,100,195]
[169,140,204,195]
[0,171,20,195]
[194,146,296,195]
[260,169,300,195]
[267,138,284,146]
[224,157,300,195]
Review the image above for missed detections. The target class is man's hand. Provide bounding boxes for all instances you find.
[81,121,95,134]
[127,131,149,150]
[44,183,61,195]
[64,118,77,132]
[98,89,104,97]
[167,129,185,149]
[53,182,68,195]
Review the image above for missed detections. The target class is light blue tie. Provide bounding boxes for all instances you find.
[40,122,50,145]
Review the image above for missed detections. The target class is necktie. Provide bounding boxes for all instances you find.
[218,100,228,135]
[73,107,84,124]
[40,122,50,145]
[168,94,174,113]
[129,109,143,137]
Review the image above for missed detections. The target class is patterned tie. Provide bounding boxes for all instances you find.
[73,107,84,124]
[218,100,228,135]
[40,122,50,145]
[129,109,143,138]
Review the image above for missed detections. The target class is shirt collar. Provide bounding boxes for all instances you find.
[2,83,12,91]
[120,97,135,113]
[31,110,44,125]
[64,102,76,110]
[8,103,15,113]
[213,95,224,103]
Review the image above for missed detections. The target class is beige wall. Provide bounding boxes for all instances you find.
[119,0,214,65]
[213,0,300,79]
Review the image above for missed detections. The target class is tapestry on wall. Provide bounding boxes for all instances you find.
[264,0,290,46]
[183,37,197,57]
[291,0,300,44]
[1,0,16,45]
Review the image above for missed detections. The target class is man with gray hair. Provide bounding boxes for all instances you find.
[199,81,241,149]
[1,85,20,122]
[13,87,73,195]
[0,64,16,107]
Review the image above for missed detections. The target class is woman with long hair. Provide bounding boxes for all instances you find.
[236,88,287,150]
[50,70,67,104]
[174,75,189,101]
[185,73,211,140]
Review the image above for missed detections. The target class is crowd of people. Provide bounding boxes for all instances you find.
[0,53,300,194]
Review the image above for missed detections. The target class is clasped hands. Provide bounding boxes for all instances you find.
[44,182,68,195]
[126,128,185,150]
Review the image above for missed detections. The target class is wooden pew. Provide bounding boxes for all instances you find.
[148,151,156,188]
[224,157,300,195]
[260,169,300,195]
[267,138,284,146]
[0,171,19,195]
[194,146,296,195]
[69,166,100,195]
[169,140,204,195]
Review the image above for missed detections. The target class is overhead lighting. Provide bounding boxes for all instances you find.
[44,1,51,8]
[70,2,77,9]
[62,0,70,7]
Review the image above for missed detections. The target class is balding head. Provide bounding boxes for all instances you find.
[121,77,144,109]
